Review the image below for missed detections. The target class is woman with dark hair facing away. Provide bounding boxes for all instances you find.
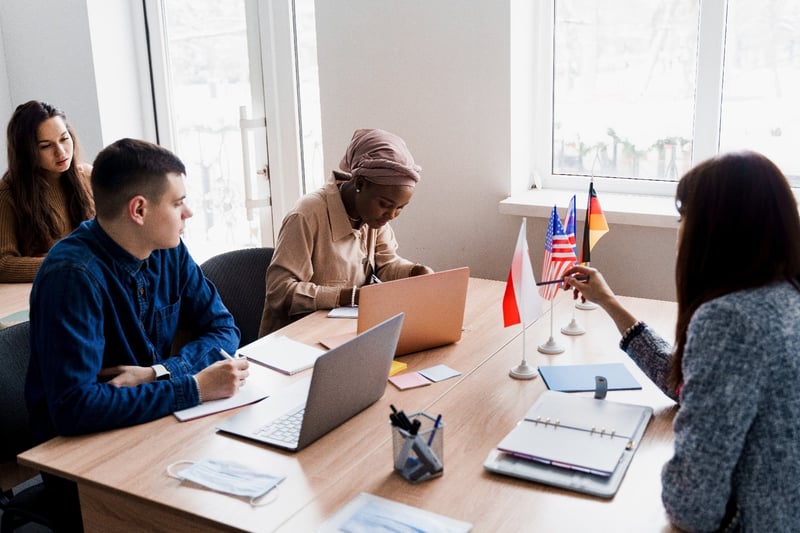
[259,128,433,336]
[0,100,94,282]
[563,151,800,532]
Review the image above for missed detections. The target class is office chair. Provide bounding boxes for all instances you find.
[0,321,52,533]
[201,247,274,347]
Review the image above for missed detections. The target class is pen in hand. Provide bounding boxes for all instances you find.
[219,348,237,360]
[220,348,247,387]
[536,274,589,286]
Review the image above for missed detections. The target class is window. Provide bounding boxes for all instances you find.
[527,0,800,194]
[144,0,323,261]
[720,1,800,183]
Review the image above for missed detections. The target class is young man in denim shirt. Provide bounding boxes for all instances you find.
[25,138,249,531]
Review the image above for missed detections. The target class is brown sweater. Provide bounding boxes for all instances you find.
[0,164,92,282]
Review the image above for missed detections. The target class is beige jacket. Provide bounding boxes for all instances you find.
[259,182,417,336]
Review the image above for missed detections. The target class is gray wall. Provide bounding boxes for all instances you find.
[0,0,677,302]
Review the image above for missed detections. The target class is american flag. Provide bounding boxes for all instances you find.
[539,205,578,300]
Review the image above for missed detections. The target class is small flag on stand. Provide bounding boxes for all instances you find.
[580,182,609,264]
[564,195,577,255]
[539,206,578,301]
[503,218,542,327]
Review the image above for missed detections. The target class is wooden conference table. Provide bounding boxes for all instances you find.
[19,278,680,532]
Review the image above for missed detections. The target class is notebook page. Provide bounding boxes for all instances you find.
[524,391,647,438]
[496,419,628,476]
[239,334,325,375]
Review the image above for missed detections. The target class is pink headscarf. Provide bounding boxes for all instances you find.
[336,128,421,187]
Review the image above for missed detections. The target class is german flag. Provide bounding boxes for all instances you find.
[580,181,609,264]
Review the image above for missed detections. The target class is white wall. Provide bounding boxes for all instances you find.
[0,0,677,301]
[0,0,152,164]
[314,0,677,301]
[0,0,103,160]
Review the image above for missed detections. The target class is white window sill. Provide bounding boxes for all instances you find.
[499,189,679,229]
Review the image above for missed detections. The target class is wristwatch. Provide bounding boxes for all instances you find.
[152,364,171,381]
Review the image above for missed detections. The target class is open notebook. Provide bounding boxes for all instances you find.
[485,391,652,498]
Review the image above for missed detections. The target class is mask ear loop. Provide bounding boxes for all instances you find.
[166,460,195,479]
[250,483,281,507]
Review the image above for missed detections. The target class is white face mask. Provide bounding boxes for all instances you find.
[167,458,285,506]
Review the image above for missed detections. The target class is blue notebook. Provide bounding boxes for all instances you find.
[538,363,641,392]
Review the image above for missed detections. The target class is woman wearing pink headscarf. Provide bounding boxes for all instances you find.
[258,128,433,336]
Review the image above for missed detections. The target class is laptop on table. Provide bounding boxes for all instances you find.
[357,266,469,356]
[217,313,404,451]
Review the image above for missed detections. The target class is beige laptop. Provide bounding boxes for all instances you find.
[357,266,469,356]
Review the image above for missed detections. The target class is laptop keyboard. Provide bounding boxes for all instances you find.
[254,407,305,444]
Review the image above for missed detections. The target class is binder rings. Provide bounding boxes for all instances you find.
[484,390,652,498]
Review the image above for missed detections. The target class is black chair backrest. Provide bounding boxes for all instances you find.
[0,321,33,462]
[200,247,274,347]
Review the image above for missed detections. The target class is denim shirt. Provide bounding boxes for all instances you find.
[25,219,239,443]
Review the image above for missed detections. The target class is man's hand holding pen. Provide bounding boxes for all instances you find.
[194,349,250,402]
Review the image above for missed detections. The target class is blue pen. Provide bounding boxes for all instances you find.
[427,414,443,446]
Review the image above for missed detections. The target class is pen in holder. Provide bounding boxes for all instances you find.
[391,412,444,483]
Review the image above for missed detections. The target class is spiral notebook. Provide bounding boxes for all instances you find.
[484,391,652,498]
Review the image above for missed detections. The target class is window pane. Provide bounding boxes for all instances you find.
[295,0,325,192]
[552,1,699,181]
[162,0,262,261]
[720,1,800,184]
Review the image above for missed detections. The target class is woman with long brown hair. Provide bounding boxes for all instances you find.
[564,151,800,532]
[0,100,94,282]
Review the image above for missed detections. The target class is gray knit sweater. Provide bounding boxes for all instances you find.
[625,281,800,533]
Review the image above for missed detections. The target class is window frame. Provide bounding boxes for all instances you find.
[142,0,306,247]
[520,0,732,198]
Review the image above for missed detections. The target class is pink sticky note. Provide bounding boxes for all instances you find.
[389,372,432,390]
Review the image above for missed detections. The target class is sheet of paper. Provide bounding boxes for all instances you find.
[389,372,431,390]
[238,334,326,375]
[173,362,273,421]
[418,364,461,382]
[327,306,359,319]
[537,363,641,392]
[319,492,472,533]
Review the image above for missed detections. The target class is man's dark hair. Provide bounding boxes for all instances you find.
[91,138,186,219]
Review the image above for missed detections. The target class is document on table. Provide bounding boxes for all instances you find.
[538,363,641,392]
[327,306,359,318]
[238,334,326,375]
[173,362,273,421]
[320,492,472,533]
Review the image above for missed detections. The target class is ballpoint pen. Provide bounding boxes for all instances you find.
[427,414,442,446]
[219,348,237,360]
[536,274,589,286]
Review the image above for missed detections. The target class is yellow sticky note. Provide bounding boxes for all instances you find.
[389,360,408,377]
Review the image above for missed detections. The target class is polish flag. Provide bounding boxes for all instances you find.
[503,218,543,327]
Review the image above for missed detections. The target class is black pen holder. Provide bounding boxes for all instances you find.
[391,412,445,483]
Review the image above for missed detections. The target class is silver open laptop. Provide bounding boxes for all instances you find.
[217,313,404,451]
[358,267,469,356]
